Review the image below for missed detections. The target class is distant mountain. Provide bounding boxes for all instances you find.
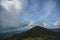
[6,26,60,40]
[50,28,60,33]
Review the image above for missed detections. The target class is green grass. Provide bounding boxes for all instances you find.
[23,35,57,40]
[8,34,57,40]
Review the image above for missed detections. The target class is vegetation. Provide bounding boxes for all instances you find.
[3,26,60,40]
[23,36,56,40]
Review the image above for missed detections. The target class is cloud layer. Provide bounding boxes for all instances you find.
[0,0,60,30]
[0,0,27,29]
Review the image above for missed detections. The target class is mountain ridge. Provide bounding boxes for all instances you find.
[6,26,60,40]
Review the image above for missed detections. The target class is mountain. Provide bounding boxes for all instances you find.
[6,26,60,40]
[50,28,60,33]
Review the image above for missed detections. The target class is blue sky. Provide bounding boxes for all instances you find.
[20,0,60,24]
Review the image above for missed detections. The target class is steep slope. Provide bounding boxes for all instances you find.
[7,26,60,40]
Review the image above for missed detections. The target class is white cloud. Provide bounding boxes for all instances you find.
[41,22,60,29]
[43,23,47,27]
[27,21,34,26]
[53,21,60,27]
[13,0,23,11]
[41,23,52,29]
[0,0,25,14]
[0,0,27,29]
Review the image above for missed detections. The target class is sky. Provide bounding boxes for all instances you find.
[20,0,60,28]
[0,0,60,29]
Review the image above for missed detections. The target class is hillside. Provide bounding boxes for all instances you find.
[6,26,60,40]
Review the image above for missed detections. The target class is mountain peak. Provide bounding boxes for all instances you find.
[5,26,60,40]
